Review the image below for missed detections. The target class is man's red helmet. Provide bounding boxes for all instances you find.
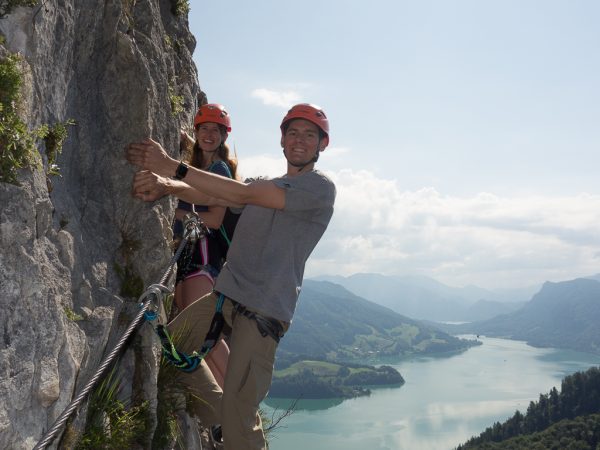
[280,103,329,138]
[194,104,232,132]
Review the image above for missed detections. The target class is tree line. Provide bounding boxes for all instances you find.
[269,364,404,399]
[457,366,600,449]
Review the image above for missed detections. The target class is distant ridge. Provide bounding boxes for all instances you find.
[447,278,600,355]
[312,273,534,322]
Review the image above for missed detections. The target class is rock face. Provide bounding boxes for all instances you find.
[0,2,200,448]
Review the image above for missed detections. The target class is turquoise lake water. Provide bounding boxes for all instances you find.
[262,336,600,450]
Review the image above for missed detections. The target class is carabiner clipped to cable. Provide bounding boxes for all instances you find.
[140,283,171,322]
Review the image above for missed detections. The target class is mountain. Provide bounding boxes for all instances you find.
[276,280,478,367]
[465,299,526,322]
[446,278,600,355]
[312,273,534,322]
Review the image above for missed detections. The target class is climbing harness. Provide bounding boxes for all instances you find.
[143,215,232,371]
[34,214,207,450]
[152,293,226,372]
[173,161,235,280]
[232,301,285,343]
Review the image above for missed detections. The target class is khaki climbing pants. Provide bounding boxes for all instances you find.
[168,291,286,450]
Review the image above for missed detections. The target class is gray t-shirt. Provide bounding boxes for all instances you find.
[215,169,336,322]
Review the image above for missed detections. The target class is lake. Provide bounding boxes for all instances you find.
[262,336,600,450]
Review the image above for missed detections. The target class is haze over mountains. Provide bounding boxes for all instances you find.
[311,273,600,356]
[312,273,538,322]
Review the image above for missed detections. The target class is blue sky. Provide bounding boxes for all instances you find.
[187,1,600,290]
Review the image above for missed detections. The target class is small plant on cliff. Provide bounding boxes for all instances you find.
[37,118,76,176]
[75,368,148,449]
[64,306,83,322]
[152,349,184,449]
[0,0,39,18]
[152,319,219,448]
[0,53,41,184]
[164,34,184,56]
[1,52,77,185]
[168,83,184,117]
[170,0,189,17]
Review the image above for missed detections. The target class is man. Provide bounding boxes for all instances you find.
[126,103,336,449]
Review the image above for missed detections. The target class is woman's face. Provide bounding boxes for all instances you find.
[195,122,224,152]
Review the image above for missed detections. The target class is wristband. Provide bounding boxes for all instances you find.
[174,162,189,180]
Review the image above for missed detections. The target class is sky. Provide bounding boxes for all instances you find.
[187,0,600,290]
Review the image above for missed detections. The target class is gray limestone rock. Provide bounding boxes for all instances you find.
[0,1,200,448]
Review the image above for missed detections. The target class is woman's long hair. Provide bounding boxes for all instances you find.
[186,125,239,179]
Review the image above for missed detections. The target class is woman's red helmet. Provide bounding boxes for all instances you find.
[194,104,232,132]
[280,103,329,138]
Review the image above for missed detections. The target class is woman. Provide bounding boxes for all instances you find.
[173,103,238,388]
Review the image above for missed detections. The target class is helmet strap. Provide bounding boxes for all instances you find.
[284,138,321,172]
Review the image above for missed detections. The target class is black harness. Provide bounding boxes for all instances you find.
[154,294,286,373]
[230,300,286,343]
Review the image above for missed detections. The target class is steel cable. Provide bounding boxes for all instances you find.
[34,216,201,449]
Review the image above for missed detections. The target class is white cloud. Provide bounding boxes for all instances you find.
[234,156,600,289]
[251,88,302,109]
[307,169,600,289]
[321,146,350,158]
[237,154,285,180]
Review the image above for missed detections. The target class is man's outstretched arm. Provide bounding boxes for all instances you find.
[127,138,286,209]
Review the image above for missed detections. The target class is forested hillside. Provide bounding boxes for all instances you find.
[456,366,600,449]
[278,280,478,367]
